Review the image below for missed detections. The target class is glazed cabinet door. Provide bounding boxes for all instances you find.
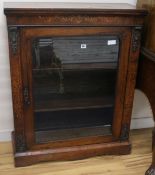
[21,27,131,150]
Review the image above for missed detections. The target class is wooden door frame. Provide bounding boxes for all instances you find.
[20,26,132,150]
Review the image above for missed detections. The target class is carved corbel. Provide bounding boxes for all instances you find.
[8,26,19,55]
[15,133,27,152]
[132,26,142,52]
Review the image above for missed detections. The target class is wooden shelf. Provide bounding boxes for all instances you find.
[35,125,112,143]
[34,96,114,112]
[34,106,113,132]
[32,62,118,71]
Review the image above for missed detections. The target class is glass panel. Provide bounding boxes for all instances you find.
[32,36,119,143]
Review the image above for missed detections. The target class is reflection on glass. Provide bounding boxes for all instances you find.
[32,36,119,143]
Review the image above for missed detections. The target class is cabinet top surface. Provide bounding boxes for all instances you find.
[4,2,136,9]
[4,2,147,15]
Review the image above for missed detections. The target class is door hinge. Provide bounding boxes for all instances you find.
[23,87,30,105]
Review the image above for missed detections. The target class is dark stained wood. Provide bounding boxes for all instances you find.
[12,131,131,167]
[136,2,155,174]
[4,3,147,26]
[137,48,155,175]
[137,48,155,119]
[23,26,131,150]
[7,27,26,153]
[4,3,147,167]
[119,27,142,139]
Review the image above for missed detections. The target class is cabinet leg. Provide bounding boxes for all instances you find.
[146,128,155,175]
[145,166,155,175]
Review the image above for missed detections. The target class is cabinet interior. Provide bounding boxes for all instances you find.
[32,35,119,143]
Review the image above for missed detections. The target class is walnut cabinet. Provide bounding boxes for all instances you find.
[4,2,147,167]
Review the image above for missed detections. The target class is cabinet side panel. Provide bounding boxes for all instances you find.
[112,29,132,138]
[120,27,142,141]
[8,26,26,152]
